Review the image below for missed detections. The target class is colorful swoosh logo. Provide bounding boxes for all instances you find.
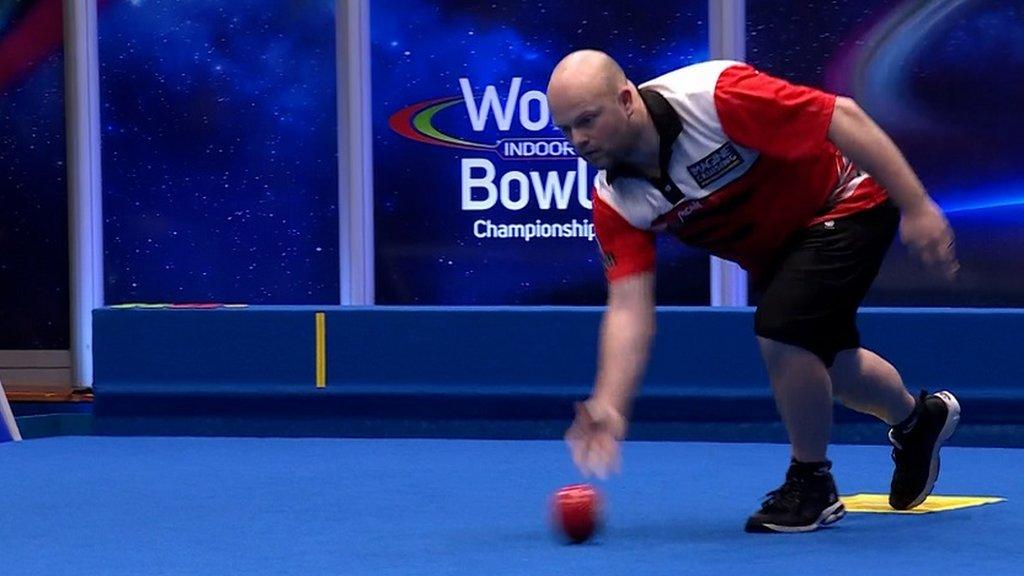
[388,97,495,151]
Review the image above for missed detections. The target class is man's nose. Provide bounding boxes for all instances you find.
[571,132,589,151]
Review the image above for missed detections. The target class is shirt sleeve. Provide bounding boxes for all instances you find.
[714,64,837,160]
[593,193,656,282]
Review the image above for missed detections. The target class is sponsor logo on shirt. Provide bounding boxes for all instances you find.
[687,142,743,188]
[674,200,703,226]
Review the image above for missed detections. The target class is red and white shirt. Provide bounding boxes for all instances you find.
[594,60,888,282]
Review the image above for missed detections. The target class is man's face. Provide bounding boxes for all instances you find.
[548,85,631,170]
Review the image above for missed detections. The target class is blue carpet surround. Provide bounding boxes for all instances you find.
[92,307,1024,439]
[2,437,1020,576]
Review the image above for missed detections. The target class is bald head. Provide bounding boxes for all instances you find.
[546,50,641,170]
[547,50,628,100]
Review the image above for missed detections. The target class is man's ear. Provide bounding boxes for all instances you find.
[620,87,635,117]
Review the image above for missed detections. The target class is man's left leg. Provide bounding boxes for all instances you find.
[744,333,846,533]
[743,337,846,533]
[759,338,833,464]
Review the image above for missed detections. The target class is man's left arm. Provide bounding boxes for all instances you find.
[828,96,960,280]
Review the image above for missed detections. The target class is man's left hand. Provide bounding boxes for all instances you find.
[900,199,959,281]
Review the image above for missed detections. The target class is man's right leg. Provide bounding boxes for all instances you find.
[829,348,915,426]
[830,347,961,509]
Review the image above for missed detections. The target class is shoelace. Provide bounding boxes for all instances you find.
[762,477,804,511]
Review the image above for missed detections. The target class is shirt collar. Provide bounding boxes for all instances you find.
[606,87,682,183]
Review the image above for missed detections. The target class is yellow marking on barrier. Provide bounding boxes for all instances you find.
[842,493,1005,514]
[315,312,326,388]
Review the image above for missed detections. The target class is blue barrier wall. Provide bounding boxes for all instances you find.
[324,307,767,390]
[92,307,1024,438]
[95,308,315,386]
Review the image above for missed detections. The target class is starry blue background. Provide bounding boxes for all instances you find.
[748,0,1024,306]
[0,0,69,348]
[5,1,1024,353]
[372,0,711,305]
[99,0,339,305]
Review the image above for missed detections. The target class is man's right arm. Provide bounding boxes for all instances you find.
[568,192,657,477]
[567,271,655,478]
[590,271,656,423]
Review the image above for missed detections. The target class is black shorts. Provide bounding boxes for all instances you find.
[753,200,900,367]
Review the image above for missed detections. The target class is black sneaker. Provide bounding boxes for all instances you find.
[745,461,846,533]
[888,390,961,510]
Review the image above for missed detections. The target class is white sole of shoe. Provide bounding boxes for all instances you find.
[760,501,847,533]
[905,390,961,509]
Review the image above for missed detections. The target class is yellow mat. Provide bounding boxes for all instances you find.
[842,493,1005,514]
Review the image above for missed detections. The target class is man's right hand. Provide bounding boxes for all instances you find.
[565,399,628,479]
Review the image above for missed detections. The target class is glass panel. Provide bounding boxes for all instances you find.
[748,0,1024,306]
[372,0,711,304]
[100,0,339,304]
[0,0,69,348]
